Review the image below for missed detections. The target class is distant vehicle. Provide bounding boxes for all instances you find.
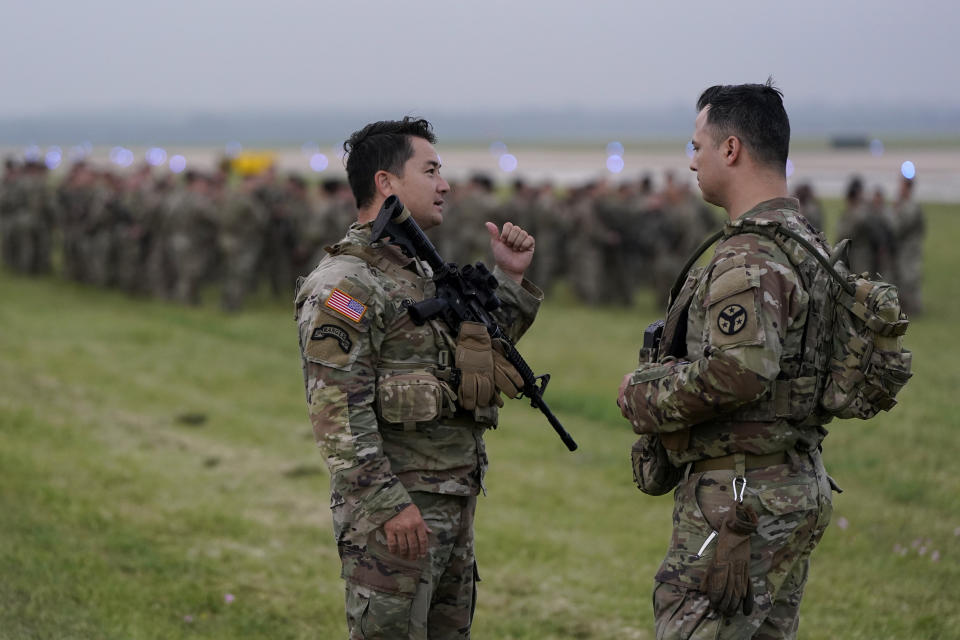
[830,135,870,149]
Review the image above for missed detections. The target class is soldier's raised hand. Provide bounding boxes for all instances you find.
[486,221,534,284]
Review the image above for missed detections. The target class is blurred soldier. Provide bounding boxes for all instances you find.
[166,171,218,305]
[619,81,834,639]
[440,173,498,267]
[57,162,96,282]
[595,182,637,306]
[218,172,269,311]
[651,173,715,309]
[295,117,541,639]
[257,166,298,297]
[143,175,176,299]
[836,176,873,273]
[793,182,824,232]
[527,181,564,292]
[0,159,22,270]
[114,164,160,295]
[866,186,897,278]
[892,176,925,315]
[326,178,359,245]
[298,179,338,272]
[620,174,662,289]
[567,180,620,305]
[86,171,126,287]
[18,161,56,274]
[284,173,317,281]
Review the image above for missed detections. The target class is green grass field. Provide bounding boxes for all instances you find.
[2,203,959,639]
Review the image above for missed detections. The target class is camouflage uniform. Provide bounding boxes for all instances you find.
[165,184,217,305]
[622,198,834,640]
[0,167,24,271]
[892,195,925,316]
[295,222,541,639]
[17,167,55,275]
[218,187,268,311]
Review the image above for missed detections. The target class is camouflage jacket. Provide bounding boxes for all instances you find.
[622,198,832,465]
[295,222,542,535]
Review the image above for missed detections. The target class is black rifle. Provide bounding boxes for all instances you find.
[371,195,577,452]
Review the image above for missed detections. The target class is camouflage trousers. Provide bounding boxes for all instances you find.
[338,492,478,640]
[652,450,833,640]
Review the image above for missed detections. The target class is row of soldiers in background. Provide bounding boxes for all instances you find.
[0,158,924,315]
[833,175,926,315]
[0,159,720,311]
[0,159,355,311]
[439,170,718,308]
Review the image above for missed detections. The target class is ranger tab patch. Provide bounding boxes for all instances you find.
[324,288,367,323]
[311,324,353,353]
[717,303,748,335]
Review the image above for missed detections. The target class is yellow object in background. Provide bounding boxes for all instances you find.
[230,152,276,176]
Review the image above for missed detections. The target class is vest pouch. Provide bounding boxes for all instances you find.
[632,434,682,496]
[377,372,451,426]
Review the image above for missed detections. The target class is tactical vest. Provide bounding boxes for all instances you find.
[323,240,498,428]
[657,216,835,452]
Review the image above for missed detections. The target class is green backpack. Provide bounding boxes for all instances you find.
[681,218,913,421]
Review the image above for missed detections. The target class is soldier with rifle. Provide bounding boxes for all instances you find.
[295,116,559,639]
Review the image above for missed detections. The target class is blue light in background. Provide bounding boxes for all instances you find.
[24,145,41,161]
[169,155,187,173]
[146,147,167,166]
[901,160,916,180]
[310,153,329,172]
[870,139,885,157]
[498,153,518,173]
[606,141,624,156]
[45,150,62,169]
[489,141,508,156]
[607,155,625,174]
[225,142,242,158]
[111,147,134,167]
[685,141,695,159]
[786,158,795,178]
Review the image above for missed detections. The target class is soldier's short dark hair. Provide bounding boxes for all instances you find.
[470,173,494,192]
[343,116,436,209]
[321,178,344,196]
[696,79,790,172]
[846,175,864,202]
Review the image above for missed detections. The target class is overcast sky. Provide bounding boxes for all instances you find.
[1,0,956,117]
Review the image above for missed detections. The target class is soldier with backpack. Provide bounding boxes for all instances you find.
[617,81,910,640]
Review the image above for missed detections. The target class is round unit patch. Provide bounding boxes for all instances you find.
[717,304,748,336]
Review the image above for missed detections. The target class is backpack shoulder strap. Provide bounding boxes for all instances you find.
[667,229,724,306]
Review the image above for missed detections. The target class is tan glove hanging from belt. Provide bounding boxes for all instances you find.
[700,501,758,616]
[455,321,500,410]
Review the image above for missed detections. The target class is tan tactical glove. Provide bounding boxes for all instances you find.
[455,322,499,410]
[700,502,758,617]
[492,339,524,399]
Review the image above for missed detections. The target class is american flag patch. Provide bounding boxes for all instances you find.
[324,288,367,322]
